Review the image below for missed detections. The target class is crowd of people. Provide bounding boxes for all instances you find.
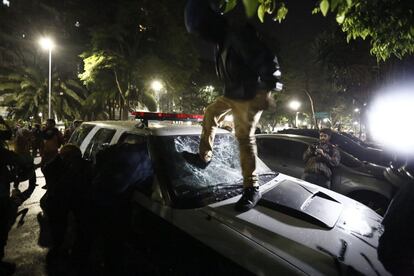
[0,117,86,275]
[1,116,152,276]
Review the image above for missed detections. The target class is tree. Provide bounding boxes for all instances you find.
[78,0,200,119]
[0,65,86,120]
[0,0,91,120]
[222,0,414,61]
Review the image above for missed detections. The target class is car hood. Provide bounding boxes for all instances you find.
[205,176,389,275]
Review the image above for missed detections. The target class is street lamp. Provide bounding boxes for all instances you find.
[151,80,164,111]
[151,80,163,92]
[39,37,55,119]
[288,100,301,128]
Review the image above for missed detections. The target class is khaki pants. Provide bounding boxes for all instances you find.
[199,91,271,188]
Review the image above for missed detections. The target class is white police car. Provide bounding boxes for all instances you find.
[69,112,390,275]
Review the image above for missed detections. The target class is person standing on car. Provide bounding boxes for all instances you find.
[302,128,340,188]
[183,0,281,212]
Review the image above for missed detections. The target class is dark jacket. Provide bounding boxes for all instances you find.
[0,148,21,198]
[185,0,279,100]
[41,155,93,213]
[303,142,340,179]
[92,143,153,207]
[216,24,278,99]
[378,180,414,274]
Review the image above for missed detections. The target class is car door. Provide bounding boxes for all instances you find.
[83,127,116,163]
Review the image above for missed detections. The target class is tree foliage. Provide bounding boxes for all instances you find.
[78,0,200,118]
[222,0,414,61]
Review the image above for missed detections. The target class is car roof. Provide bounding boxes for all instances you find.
[257,133,318,144]
[83,120,230,136]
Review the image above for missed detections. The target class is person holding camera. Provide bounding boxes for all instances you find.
[302,128,340,188]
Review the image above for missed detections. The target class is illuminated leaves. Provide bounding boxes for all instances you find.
[320,0,329,16]
[274,3,288,23]
[242,0,258,17]
[223,0,238,13]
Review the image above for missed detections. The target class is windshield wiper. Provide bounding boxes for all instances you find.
[181,182,243,198]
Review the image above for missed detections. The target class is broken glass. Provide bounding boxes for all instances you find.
[154,133,274,206]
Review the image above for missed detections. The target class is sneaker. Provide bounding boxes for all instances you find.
[182,151,210,169]
[235,186,261,212]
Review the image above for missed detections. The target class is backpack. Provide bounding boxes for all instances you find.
[215,24,280,100]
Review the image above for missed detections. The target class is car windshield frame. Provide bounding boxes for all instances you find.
[151,133,275,208]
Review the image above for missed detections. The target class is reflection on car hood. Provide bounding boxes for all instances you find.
[205,177,389,275]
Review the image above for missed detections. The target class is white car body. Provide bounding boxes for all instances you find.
[69,120,390,275]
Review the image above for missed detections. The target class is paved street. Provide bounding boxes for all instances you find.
[4,168,48,276]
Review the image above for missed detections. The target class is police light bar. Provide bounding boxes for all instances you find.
[131,111,204,122]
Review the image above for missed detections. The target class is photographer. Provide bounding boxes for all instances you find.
[302,128,340,188]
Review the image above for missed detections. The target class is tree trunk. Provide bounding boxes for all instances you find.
[304,89,318,129]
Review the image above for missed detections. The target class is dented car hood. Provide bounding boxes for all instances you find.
[204,176,389,276]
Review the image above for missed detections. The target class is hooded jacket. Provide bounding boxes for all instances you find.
[185,0,280,100]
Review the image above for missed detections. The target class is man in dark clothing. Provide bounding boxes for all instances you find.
[41,118,63,166]
[378,175,414,275]
[302,128,340,188]
[31,123,43,158]
[63,120,82,144]
[41,144,94,256]
[92,140,153,275]
[183,0,281,212]
[0,116,20,275]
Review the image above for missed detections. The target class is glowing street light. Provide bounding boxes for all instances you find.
[39,37,55,119]
[289,100,301,111]
[151,80,164,111]
[354,108,360,113]
[151,80,163,92]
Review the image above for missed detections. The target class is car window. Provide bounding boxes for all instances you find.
[68,124,95,147]
[257,138,287,157]
[83,128,116,162]
[94,141,154,197]
[118,132,146,145]
[258,138,305,159]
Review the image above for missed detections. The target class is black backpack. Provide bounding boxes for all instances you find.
[215,24,280,100]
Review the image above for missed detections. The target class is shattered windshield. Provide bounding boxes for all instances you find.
[153,134,275,207]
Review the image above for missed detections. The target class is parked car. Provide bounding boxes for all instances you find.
[256,133,396,214]
[339,131,383,150]
[277,128,393,167]
[384,157,414,189]
[69,113,389,275]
